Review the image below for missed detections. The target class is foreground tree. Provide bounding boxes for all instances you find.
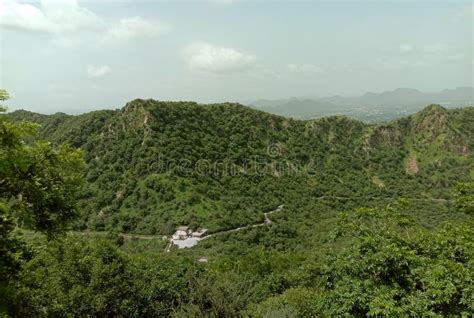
[453,182,474,215]
[248,200,473,317]
[0,89,85,313]
[318,203,473,316]
[11,234,204,316]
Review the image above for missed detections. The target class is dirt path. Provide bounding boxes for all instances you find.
[79,197,447,246]
[200,204,284,241]
[165,205,285,251]
[121,233,164,240]
[314,196,451,202]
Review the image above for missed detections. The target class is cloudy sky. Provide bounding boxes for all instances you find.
[0,0,472,113]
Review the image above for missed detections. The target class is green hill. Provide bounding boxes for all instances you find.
[7,101,473,234]
[4,100,474,317]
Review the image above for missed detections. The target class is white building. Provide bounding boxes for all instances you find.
[172,226,191,240]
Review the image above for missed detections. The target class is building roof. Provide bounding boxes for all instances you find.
[176,226,190,231]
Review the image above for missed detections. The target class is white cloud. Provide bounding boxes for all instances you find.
[184,42,256,75]
[400,43,414,52]
[87,65,111,78]
[106,17,165,40]
[0,0,104,33]
[0,1,164,44]
[286,63,322,73]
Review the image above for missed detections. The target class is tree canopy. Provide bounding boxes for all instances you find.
[0,90,85,312]
[2,92,473,316]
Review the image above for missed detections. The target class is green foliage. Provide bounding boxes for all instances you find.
[0,89,9,109]
[8,101,473,234]
[0,203,23,313]
[15,237,135,316]
[0,203,20,279]
[3,96,473,316]
[0,90,8,99]
[12,235,201,317]
[1,108,85,238]
[0,89,86,314]
[453,182,474,215]
[317,206,473,316]
[247,287,322,317]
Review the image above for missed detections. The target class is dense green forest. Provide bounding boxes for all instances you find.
[1,92,473,316]
[7,99,473,233]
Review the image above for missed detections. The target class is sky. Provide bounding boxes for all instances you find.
[0,0,472,114]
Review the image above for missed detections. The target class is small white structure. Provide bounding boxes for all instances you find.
[170,226,207,249]
[172,226,191,240]
[172,237,200,249]
[198,257,209,263]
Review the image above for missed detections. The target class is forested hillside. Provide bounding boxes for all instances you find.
[2,96,473,316]
[8,100,473,234]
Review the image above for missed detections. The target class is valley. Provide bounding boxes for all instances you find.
[2,97,473,316]
[1,1,472,315]
[8,101,473,235]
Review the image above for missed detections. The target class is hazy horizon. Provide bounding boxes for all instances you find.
[1,0,472,114]
[3,85,472,117]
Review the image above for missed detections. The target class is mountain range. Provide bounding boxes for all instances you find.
[249,87,474,122]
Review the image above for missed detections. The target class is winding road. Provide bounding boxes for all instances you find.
[165,204,284,251]
[201,204,283,240]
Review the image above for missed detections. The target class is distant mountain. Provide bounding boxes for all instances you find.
[250,98,339,117]
[249,87,474,122]
[324,87,474,106]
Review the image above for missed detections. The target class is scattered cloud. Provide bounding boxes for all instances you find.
[87,65,112,78]
[286,64,322,73]
[0,1,165,45]
[184,42,256,75]
[0,0,104,33]
[400,43,414,52]
[106,17,165,40]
